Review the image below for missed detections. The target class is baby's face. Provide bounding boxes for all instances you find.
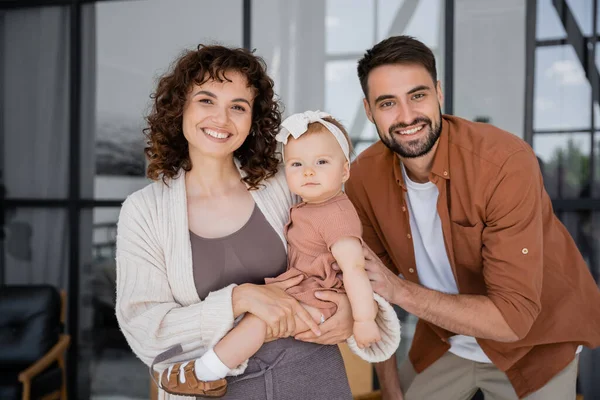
[283,128,349,203]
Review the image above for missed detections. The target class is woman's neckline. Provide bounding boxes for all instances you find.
[189,203,258,241]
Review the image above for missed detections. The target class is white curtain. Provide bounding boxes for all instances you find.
[2,6,96,293]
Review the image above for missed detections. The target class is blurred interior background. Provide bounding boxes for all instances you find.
[1,0,599,399]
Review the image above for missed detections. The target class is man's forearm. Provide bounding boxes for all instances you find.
[374,356,403,397]
[393,279,519,342]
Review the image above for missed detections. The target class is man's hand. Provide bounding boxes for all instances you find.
[294,291,353,344]
[363,248,403,304]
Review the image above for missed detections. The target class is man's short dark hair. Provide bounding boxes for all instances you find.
[357,35,438,99]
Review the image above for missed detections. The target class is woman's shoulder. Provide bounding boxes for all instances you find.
[121,173,184,217]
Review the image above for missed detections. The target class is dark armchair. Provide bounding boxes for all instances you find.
[0,285,70,400]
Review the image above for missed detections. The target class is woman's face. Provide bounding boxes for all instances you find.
[182,70,255,160]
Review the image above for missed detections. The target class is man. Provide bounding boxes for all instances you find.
[345,35,600,399]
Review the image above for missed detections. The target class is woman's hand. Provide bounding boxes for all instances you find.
[232,275,321,339]
[294,291,353,344]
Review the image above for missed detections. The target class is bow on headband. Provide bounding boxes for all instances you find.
[275,110,350,163]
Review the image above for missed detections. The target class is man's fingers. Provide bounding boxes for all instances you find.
[296,317,338,343]
[314,290,341,304]
[294,320,341,344]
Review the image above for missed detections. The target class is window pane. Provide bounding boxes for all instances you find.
[566,0,594,36]
[79,206,149,399]
[393,311,417,376]
[454,1,526,137]
[360,119,379,141]
[594,135,600,196]
[83,0,243,199]
[597,2,600,34]
[596,42,600,85]
[402,0,443,48]
[558,212,599,282]
[534,132,591,199]
[2,7,70,199]
[3,208,69,287]
[353,141,372,157]
[534,46,591,131]
[326,0,374,55]
[353,120,379,157]
[325,60,363,133]
[350,124,379,158]
[537,0,567,40]
[378,0,444,88]
[377,0,406,40]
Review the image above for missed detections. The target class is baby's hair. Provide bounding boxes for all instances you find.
[306,116,354,156]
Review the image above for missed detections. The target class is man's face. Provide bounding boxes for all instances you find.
[363,63,443,158]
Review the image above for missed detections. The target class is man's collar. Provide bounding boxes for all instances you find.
[430,117,450,181]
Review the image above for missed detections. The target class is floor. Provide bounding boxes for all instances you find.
[89,348,149,400]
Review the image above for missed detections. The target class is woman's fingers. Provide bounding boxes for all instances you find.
[279,316,286,338]
[293,303,321,336]
[265,325,273,341]
[273,274,304,290]
[270,312,281,337]
[285,305,296,337]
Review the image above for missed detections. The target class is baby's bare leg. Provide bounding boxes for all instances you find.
[215,303,327,370]
[292,303,327,336]
[214,314,266,368]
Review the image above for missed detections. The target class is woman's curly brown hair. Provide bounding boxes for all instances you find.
[144,44,282,190]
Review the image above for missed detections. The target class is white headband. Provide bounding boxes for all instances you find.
[275,110,350,163]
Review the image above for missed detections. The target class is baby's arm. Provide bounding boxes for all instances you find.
[330,237,381,348]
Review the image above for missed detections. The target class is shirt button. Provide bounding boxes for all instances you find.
[407,233,412,239]
[443,170,448,176]
[409,268,415,273]
[402,206,407,212]
[522,248,529,255]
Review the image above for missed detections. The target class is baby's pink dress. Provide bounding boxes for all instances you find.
[265,193,363,319]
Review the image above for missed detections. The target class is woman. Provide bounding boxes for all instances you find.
[115,44,355,400]
[116,45,381,400]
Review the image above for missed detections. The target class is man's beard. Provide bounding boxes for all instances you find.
[377,106,442,158]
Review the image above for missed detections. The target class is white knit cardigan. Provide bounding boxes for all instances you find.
[116,164,400,398]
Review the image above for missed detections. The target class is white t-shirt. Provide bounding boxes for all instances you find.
[401,164,493,363]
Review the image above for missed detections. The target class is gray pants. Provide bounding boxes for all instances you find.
[224,338,352,400]
[399,351,579,400]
